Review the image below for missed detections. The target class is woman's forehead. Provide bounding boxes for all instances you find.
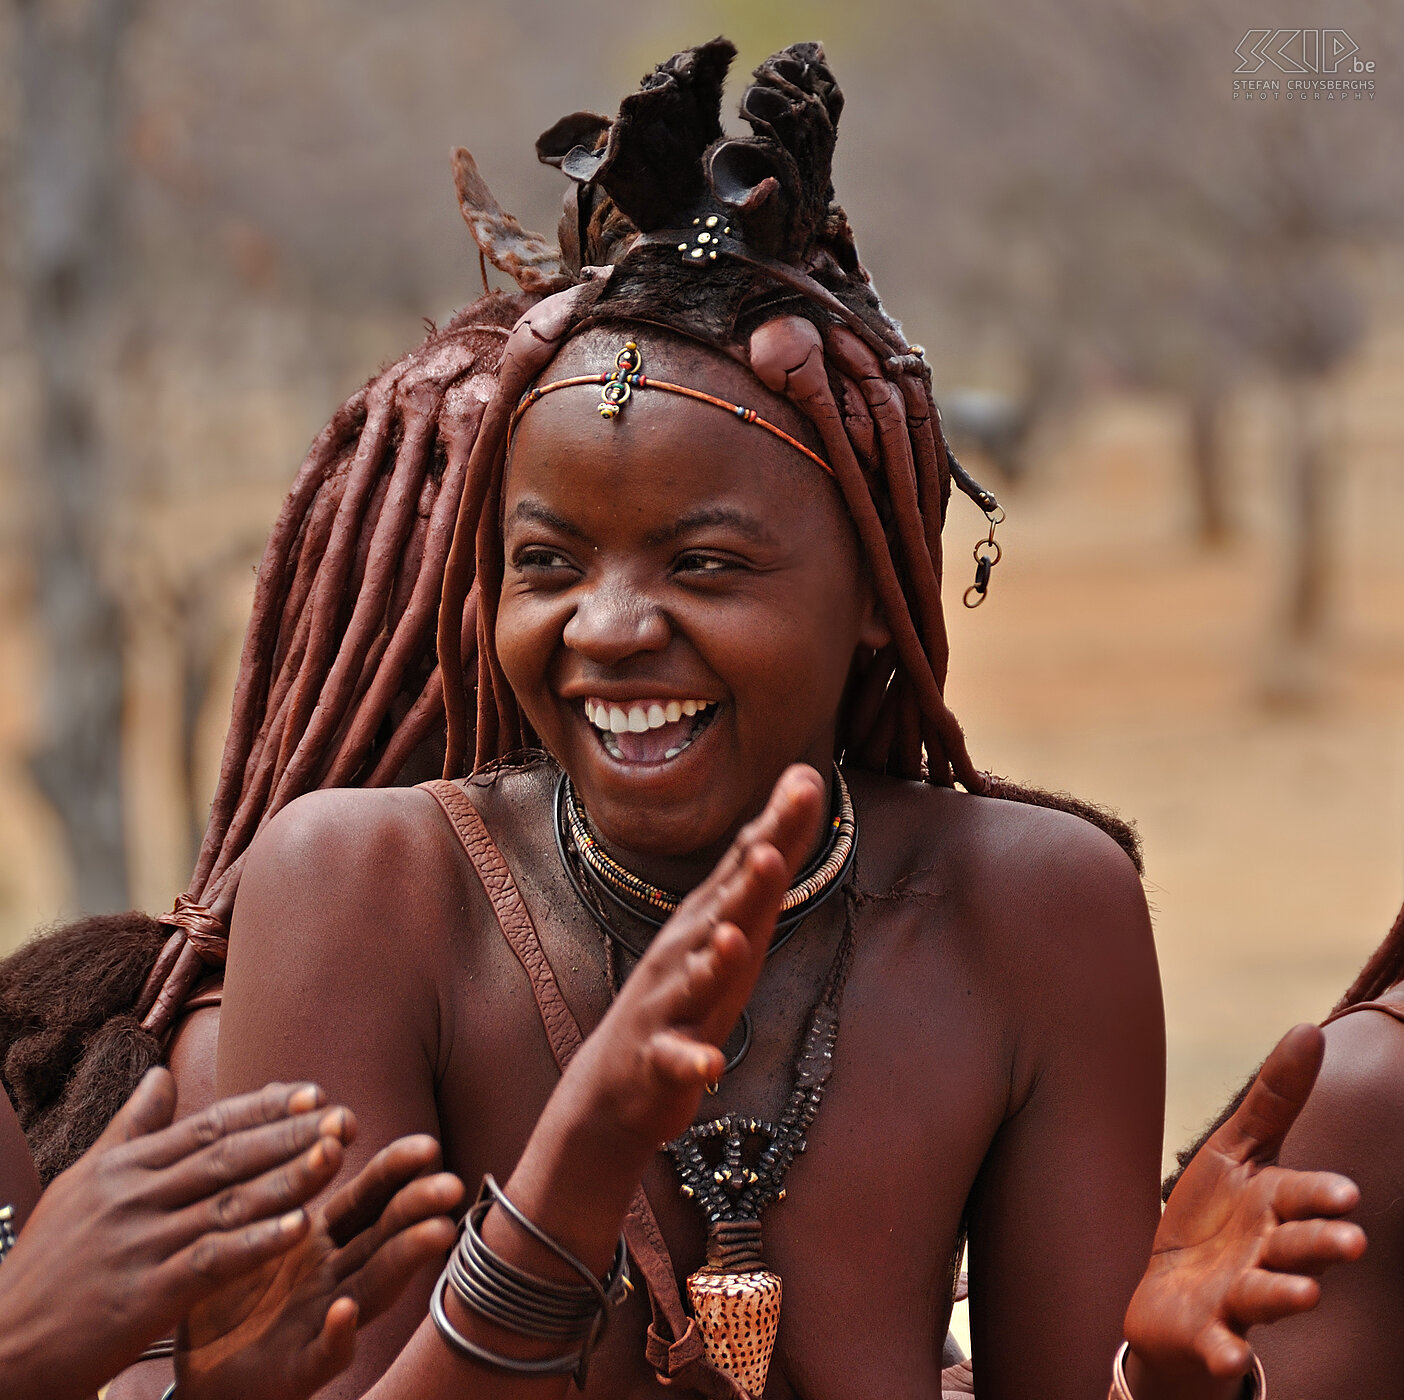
[505,382,824,520]
[535,323,824,454]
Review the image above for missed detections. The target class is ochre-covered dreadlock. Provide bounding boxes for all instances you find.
[2,37,1139,1182]
[0,295,529,1180]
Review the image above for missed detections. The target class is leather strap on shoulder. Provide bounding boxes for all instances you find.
[426,778,586,1065]
[422,779,747,1400]
[1322,997,1404,1028]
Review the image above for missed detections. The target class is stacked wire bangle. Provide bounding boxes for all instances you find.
[431,1175,629,1384]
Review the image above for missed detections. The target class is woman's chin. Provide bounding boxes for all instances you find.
[556,716,747,865]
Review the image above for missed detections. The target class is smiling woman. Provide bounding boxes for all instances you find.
[27,35,1370,1400]
[495,326,884,872]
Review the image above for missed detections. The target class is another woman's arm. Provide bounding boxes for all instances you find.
[216,785,461,1398]
[1229,1008,1404,1397]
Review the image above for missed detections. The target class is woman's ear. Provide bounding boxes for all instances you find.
[858,592,891,651]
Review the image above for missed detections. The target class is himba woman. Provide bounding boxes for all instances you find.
[1160,894,1404,1396]
[0,39,1367,1400]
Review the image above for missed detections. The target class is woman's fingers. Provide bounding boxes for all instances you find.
[1214,1025,1325,1166]
[162,1202,313,1288]
[316,1296,361,1380]
[1263,1165,1360,1223]
[647,1028,725,1089]
[92,1066,179,1148]
[153,1106,355,1210]
[757,764,828,875]
[135,1081,329,1170]
[671,766,827,942]
[336,1215,459,1325]
[163,1131,347,1247]
[1223,1266,1321,1327]
[322,1134,447,1249]
[1261,1217,1367,1274]
[1193,1321,1254,1380]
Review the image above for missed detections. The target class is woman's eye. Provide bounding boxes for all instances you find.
[675,552,736,575]
[514,547,575,572]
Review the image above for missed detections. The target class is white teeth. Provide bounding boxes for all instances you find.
[584,698,713,734]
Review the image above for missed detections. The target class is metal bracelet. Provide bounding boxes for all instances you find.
[430,1270,586,1378]
[431,1175,630,1386]
[1111,1342,1266,1400]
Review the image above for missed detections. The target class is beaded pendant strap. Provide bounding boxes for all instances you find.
[509,341,833,477]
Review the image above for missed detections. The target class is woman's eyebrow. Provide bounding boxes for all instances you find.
[645,507,778,547]
[506,499,588,539]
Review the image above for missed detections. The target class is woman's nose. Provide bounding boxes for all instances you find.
[562,579,670,662]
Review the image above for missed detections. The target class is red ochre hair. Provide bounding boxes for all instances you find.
[1,39,1138,1180]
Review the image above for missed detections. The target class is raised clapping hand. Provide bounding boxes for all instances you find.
[435,764,827,1382]
[546,763,825,1158]
[1122,1024,1367,1400]
[0,1070,354,1400]
[178,1131,463,1400]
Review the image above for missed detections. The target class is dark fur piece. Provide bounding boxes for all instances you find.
[29,1017,163,1183]
[711,43,843,260]
[0,911,166,1179]
[580,38,735,232]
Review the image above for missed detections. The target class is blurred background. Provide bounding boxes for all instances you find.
[2,0,1402,1194]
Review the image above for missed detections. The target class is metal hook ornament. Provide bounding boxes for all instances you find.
[963,504,1006,609]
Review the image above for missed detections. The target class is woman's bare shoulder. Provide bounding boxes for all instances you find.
[853,772,1148,946]
[232,764,559,958]
[1285,997,1404,1184]
[239,784,458,906]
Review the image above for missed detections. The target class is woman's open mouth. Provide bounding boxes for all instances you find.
[582,697,719,764]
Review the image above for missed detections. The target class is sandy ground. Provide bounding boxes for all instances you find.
[3,314,1403,1366]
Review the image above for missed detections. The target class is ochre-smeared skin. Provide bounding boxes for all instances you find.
[218,332,1168,1400]
[1252,997,1404,1397]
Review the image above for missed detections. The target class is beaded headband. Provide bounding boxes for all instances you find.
[508,341,833,477]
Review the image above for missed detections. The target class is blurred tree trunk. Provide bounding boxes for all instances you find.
[1284,377,1330,644]
[14,0,136,913]
[1187,383,1231,548]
